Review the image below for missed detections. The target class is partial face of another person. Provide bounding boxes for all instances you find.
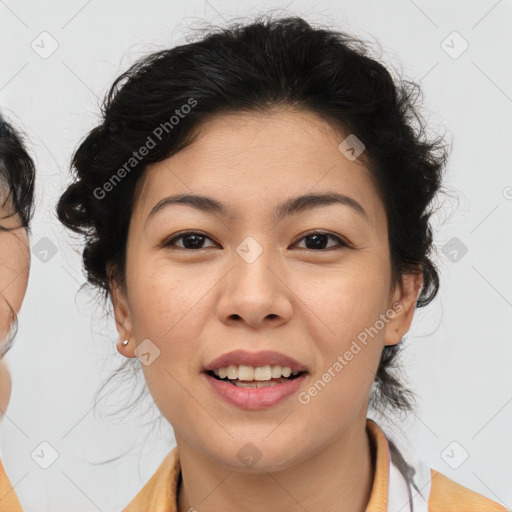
[111,109,421,470]
[0,197,30,415]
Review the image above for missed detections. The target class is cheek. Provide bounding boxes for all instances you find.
[0,232,30,340]
[128,265,210,407]
[129,263,210,344]
[300,252,391,343]
[295,256,390,410]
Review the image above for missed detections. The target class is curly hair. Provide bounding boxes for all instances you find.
[0,112,36,355]
[57,15,448,420]
[0,114,35,229]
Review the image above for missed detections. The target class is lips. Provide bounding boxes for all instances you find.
[203,371,308,410]
[203,349,308,373]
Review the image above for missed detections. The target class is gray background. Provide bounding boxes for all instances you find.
[1,0,511,510]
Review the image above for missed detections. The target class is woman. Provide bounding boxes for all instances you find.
[57,16,507,512]
[0,113,35,512]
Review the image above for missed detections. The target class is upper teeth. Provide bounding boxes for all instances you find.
[213,365,299,381]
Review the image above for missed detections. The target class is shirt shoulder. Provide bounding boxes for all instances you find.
[0,458,24,512]
[428,468,508,511]
[122,447,180,512]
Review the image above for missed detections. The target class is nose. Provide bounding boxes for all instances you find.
[215,246,293,329]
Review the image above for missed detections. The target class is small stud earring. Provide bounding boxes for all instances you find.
[121,339,129,346]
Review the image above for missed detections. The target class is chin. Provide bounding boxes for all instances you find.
[203,437,306,473]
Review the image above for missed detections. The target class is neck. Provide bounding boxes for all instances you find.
[176,415,375,512]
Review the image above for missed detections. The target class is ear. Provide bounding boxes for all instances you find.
[109,277,136,358]
[383,271,423,347]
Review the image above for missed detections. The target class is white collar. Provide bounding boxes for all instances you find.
[388,451,431,511]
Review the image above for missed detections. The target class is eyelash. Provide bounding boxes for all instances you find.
[161,230,350,251]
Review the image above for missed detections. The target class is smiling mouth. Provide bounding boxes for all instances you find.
[206,370,307,388]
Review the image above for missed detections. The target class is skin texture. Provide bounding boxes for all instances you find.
[0,208,30,419]
[111,109,422,512]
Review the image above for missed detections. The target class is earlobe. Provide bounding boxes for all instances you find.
[384,271,423,347]
[109,278,135,357]
[116,336,136,358]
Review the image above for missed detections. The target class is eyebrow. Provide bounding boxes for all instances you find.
[146,191,368,225]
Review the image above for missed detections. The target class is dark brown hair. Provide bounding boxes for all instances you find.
[57,15,448,423]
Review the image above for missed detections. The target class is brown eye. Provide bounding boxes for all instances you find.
[294,232,349,251]
[162,230,349,251]
[163,231,217,250]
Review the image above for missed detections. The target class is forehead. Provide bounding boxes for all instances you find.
[134,109,386,228]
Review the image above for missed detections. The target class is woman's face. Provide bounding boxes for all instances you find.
[0,204,29,347]
[0,201,30,415]
[112,109,421,470]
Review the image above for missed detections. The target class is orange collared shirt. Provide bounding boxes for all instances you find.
[1,420,507,511]
[122,418,508,511]
[0,458,23,512]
